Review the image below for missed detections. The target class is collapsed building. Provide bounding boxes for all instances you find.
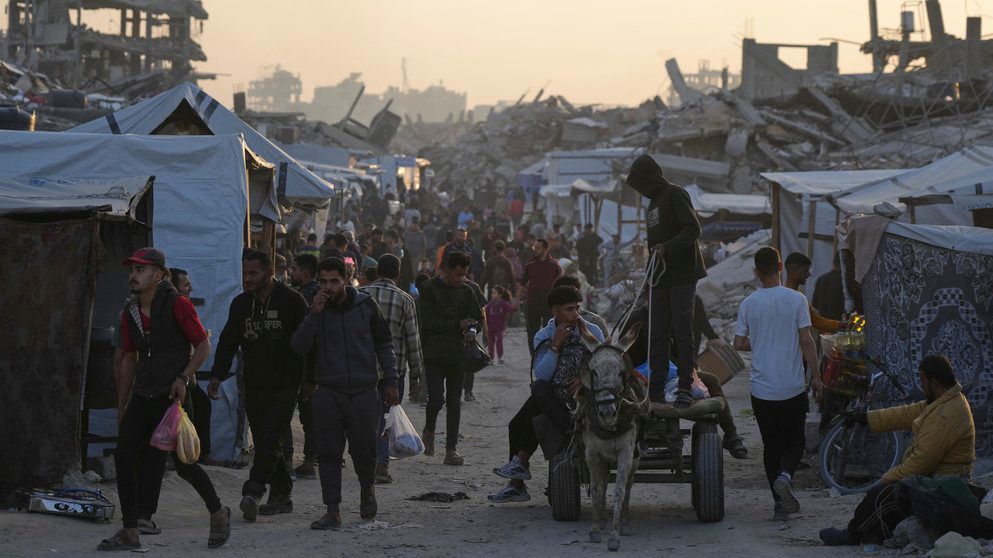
[3,0,212,98]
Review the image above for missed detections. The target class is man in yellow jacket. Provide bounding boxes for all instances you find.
[820,354,976,546]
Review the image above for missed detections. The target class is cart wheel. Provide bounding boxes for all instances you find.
[548,450,581,521]
[692,422,724,522]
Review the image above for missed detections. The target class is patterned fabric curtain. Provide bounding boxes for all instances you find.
[0,218,101,487]
[863,233,993,455]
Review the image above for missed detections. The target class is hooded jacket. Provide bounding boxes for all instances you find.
[869,382,975,483]
[291,286,398,393]
[625,154,706,287]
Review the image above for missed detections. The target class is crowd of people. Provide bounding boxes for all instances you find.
[99,167,978,551]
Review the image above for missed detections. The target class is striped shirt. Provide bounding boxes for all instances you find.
[359,279,424,379]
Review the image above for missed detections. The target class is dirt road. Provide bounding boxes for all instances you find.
[0,325,869,557]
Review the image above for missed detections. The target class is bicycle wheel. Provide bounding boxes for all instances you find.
[819,421,903,495]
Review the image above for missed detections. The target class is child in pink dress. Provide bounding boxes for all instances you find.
[484,286,516,364]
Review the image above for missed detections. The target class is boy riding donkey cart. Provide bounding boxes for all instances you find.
[487,155,732,551]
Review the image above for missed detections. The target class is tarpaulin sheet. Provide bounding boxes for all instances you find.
[0,218,100,487]
[861,231,993,455]
[0,131,251,371]
[70,82,332,211]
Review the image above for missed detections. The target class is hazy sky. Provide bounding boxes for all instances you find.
[7,0,991,107]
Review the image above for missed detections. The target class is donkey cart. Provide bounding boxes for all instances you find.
[542,397,726,523]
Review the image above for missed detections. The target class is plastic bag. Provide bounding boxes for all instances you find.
[663,371,711,403]
[384,405,424,459]
[981,490,993,520]
[175,405,201,465]
[149,401,181,451]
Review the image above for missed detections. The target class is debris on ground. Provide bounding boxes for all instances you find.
[931,531,982,557]
[407,491,470,503]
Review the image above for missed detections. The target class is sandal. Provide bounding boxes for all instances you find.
[207,506,231,549]
[137,518,160,535]
[97,529,141,551]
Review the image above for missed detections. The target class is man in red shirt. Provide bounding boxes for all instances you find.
[98,248,229,551]
[516,239,563,356]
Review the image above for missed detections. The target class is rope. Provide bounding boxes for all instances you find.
[609,249,666,340]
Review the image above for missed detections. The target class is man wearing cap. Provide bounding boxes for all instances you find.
[209,250,309,522]
[99,248,229,551]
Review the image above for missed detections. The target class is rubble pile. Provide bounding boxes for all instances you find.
[414,70,993,198]
[419,96,580,189]
[696,229,770,340]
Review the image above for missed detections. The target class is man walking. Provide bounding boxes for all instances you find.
[516,239,563,356]
[575,223,602,286]
[359,254,424,484]
[626,154,707,408]
[481,240,516,298]
[209,250,309,522]
[98,248,229,551]
[418,251,484,465]
[286,253,321,479]
[291,257,400,530]
[403,218,428,277]
[733,247,821,521]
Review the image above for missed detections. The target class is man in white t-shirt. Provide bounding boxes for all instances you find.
[733,246,821,521]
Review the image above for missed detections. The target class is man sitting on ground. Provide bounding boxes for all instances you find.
[487,286,604,504]
[820,355,975,546]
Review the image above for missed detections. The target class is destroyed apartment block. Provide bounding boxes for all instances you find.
[4,0,210,93]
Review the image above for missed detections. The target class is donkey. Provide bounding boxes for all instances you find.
[576,323,649,552]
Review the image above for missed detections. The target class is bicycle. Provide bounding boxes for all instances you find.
[818,356,913,495]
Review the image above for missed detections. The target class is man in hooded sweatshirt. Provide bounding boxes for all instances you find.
[290,256,400,530]
[625,154,707,408]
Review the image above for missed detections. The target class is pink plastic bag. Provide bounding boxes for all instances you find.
[149,401,181,451]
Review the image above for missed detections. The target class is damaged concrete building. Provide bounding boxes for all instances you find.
[3,0,210,95]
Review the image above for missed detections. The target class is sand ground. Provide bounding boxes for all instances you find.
[0,325,880,557]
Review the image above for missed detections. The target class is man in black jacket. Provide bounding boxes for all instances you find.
[209,250,309,522]
[285,253,321,479]
[291,256,400,530]
[626,154,707,408]
[418,251,484,465]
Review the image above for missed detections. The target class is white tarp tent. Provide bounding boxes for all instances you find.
[69,82,334,211]
[0,131,259,369]
[0,131,262,464]
[833,145,993,219]
[684,184,769,217]
[762,169,905,297]
[0,175,151,216]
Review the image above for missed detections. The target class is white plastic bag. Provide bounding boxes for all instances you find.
[981,490,993,520]
[663,371,711,403]
[384,405,424,459]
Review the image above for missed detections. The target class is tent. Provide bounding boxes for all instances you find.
[0,175,151,488]
[763,169,908,294]
[0,131,264,465]
[765,147,993,287]
[69,82,334,211]
[833,145,993,220]
[684,184,769,218]
[840,215,993,455]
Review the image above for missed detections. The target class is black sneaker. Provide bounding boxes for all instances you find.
[673,389,693,409]
[258,494,293,515]
[294,460,316,480]
[310,512,342,530]
[240,495,259,522]
[464,391,476,402]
